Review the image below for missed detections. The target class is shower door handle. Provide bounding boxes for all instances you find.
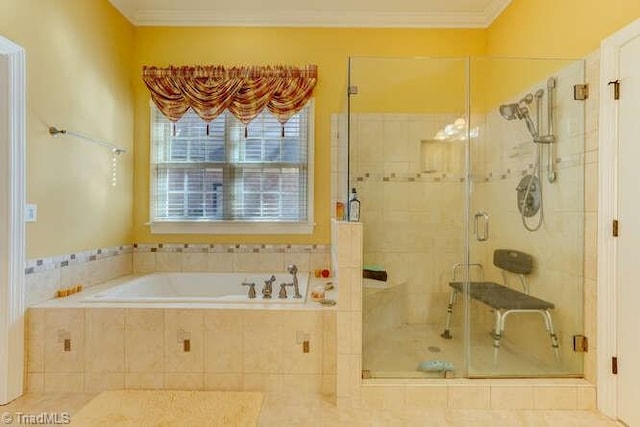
[474,211,489,242]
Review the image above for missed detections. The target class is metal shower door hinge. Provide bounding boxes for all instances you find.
[348,85,358,96]
[608,80,620,100]
[573,335,588,352]
[573,84,589,100]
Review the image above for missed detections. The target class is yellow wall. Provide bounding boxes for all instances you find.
[488,0,640,57]
[0,0,135,258]
[132,27,486,244]
[4,0,639,255]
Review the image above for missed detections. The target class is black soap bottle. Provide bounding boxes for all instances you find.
[348,188,360,222]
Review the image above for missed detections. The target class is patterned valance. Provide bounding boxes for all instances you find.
[142,65,318,125]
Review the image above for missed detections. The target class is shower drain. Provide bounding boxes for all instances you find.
[427,346,441,353]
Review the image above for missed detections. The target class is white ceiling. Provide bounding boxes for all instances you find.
[108,0,511,28]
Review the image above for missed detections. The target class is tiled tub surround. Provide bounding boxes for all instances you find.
[81,272,312,304]
[25,245,134,307]
[25,243,331,308]
[332,220,597,410]
[133,243,331,275]
[26,276,337,394]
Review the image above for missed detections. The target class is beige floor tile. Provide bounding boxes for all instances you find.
[2,391,618,427]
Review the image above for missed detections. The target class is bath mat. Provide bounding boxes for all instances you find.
[70,390,263,427]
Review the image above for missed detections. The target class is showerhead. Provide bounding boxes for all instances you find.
[499,103,519,120]
[498,93,539,139]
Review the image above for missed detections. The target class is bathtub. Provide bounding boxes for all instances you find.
[81,272,309,304]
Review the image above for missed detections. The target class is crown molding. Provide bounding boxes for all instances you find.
[109,0,513,29]
[131,9,496,28]
[483,0,512,26]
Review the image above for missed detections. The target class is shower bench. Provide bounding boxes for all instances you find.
[440,249,559,363]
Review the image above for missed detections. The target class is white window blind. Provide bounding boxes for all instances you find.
[150,102,313,232]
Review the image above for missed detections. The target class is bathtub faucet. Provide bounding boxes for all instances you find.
[242,282,257,299]
[287,264,302,299]
[262,275,276,299]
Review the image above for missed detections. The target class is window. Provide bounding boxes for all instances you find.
[149,101,314,234]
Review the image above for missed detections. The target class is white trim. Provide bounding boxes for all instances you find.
[108,0,512,28]
[597,17,640,419]
[150,221,314,235]
[148,100,315,235]
[131,10,490,28]
[482,0,512,26]
[0,35,26,405]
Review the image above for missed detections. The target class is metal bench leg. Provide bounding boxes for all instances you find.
[542,309,560,360]
[493,310,503,365]
[441,290,457,339]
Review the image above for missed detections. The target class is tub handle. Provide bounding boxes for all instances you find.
[279,282,293,299]
[242,282,257,299]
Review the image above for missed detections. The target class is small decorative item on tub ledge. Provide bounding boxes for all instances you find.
[57,284,83,298]
[311,285,325,301]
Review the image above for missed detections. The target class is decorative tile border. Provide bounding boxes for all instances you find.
[25,243,330,275]
[25,245,133,275]
[133,243,331,254]
[351,154,583,184]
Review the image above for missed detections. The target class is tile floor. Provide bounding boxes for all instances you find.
[1,391,619,426]
[364,324,581,378]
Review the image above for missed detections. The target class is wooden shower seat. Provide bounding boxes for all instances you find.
[440,249,559,362]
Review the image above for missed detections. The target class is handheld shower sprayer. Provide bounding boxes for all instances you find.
[498,76,558,233]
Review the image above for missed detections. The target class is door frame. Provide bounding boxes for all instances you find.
[0,35,26,405]
[597,17,640,419]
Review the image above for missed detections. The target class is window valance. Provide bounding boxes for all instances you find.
[142,65,318,126]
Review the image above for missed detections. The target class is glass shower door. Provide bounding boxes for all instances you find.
[349,56,469,379]
[466,57,586,377]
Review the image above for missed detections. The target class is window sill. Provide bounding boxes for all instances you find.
[149,221,315,235]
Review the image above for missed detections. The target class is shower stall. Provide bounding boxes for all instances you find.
[345,57,585,379]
